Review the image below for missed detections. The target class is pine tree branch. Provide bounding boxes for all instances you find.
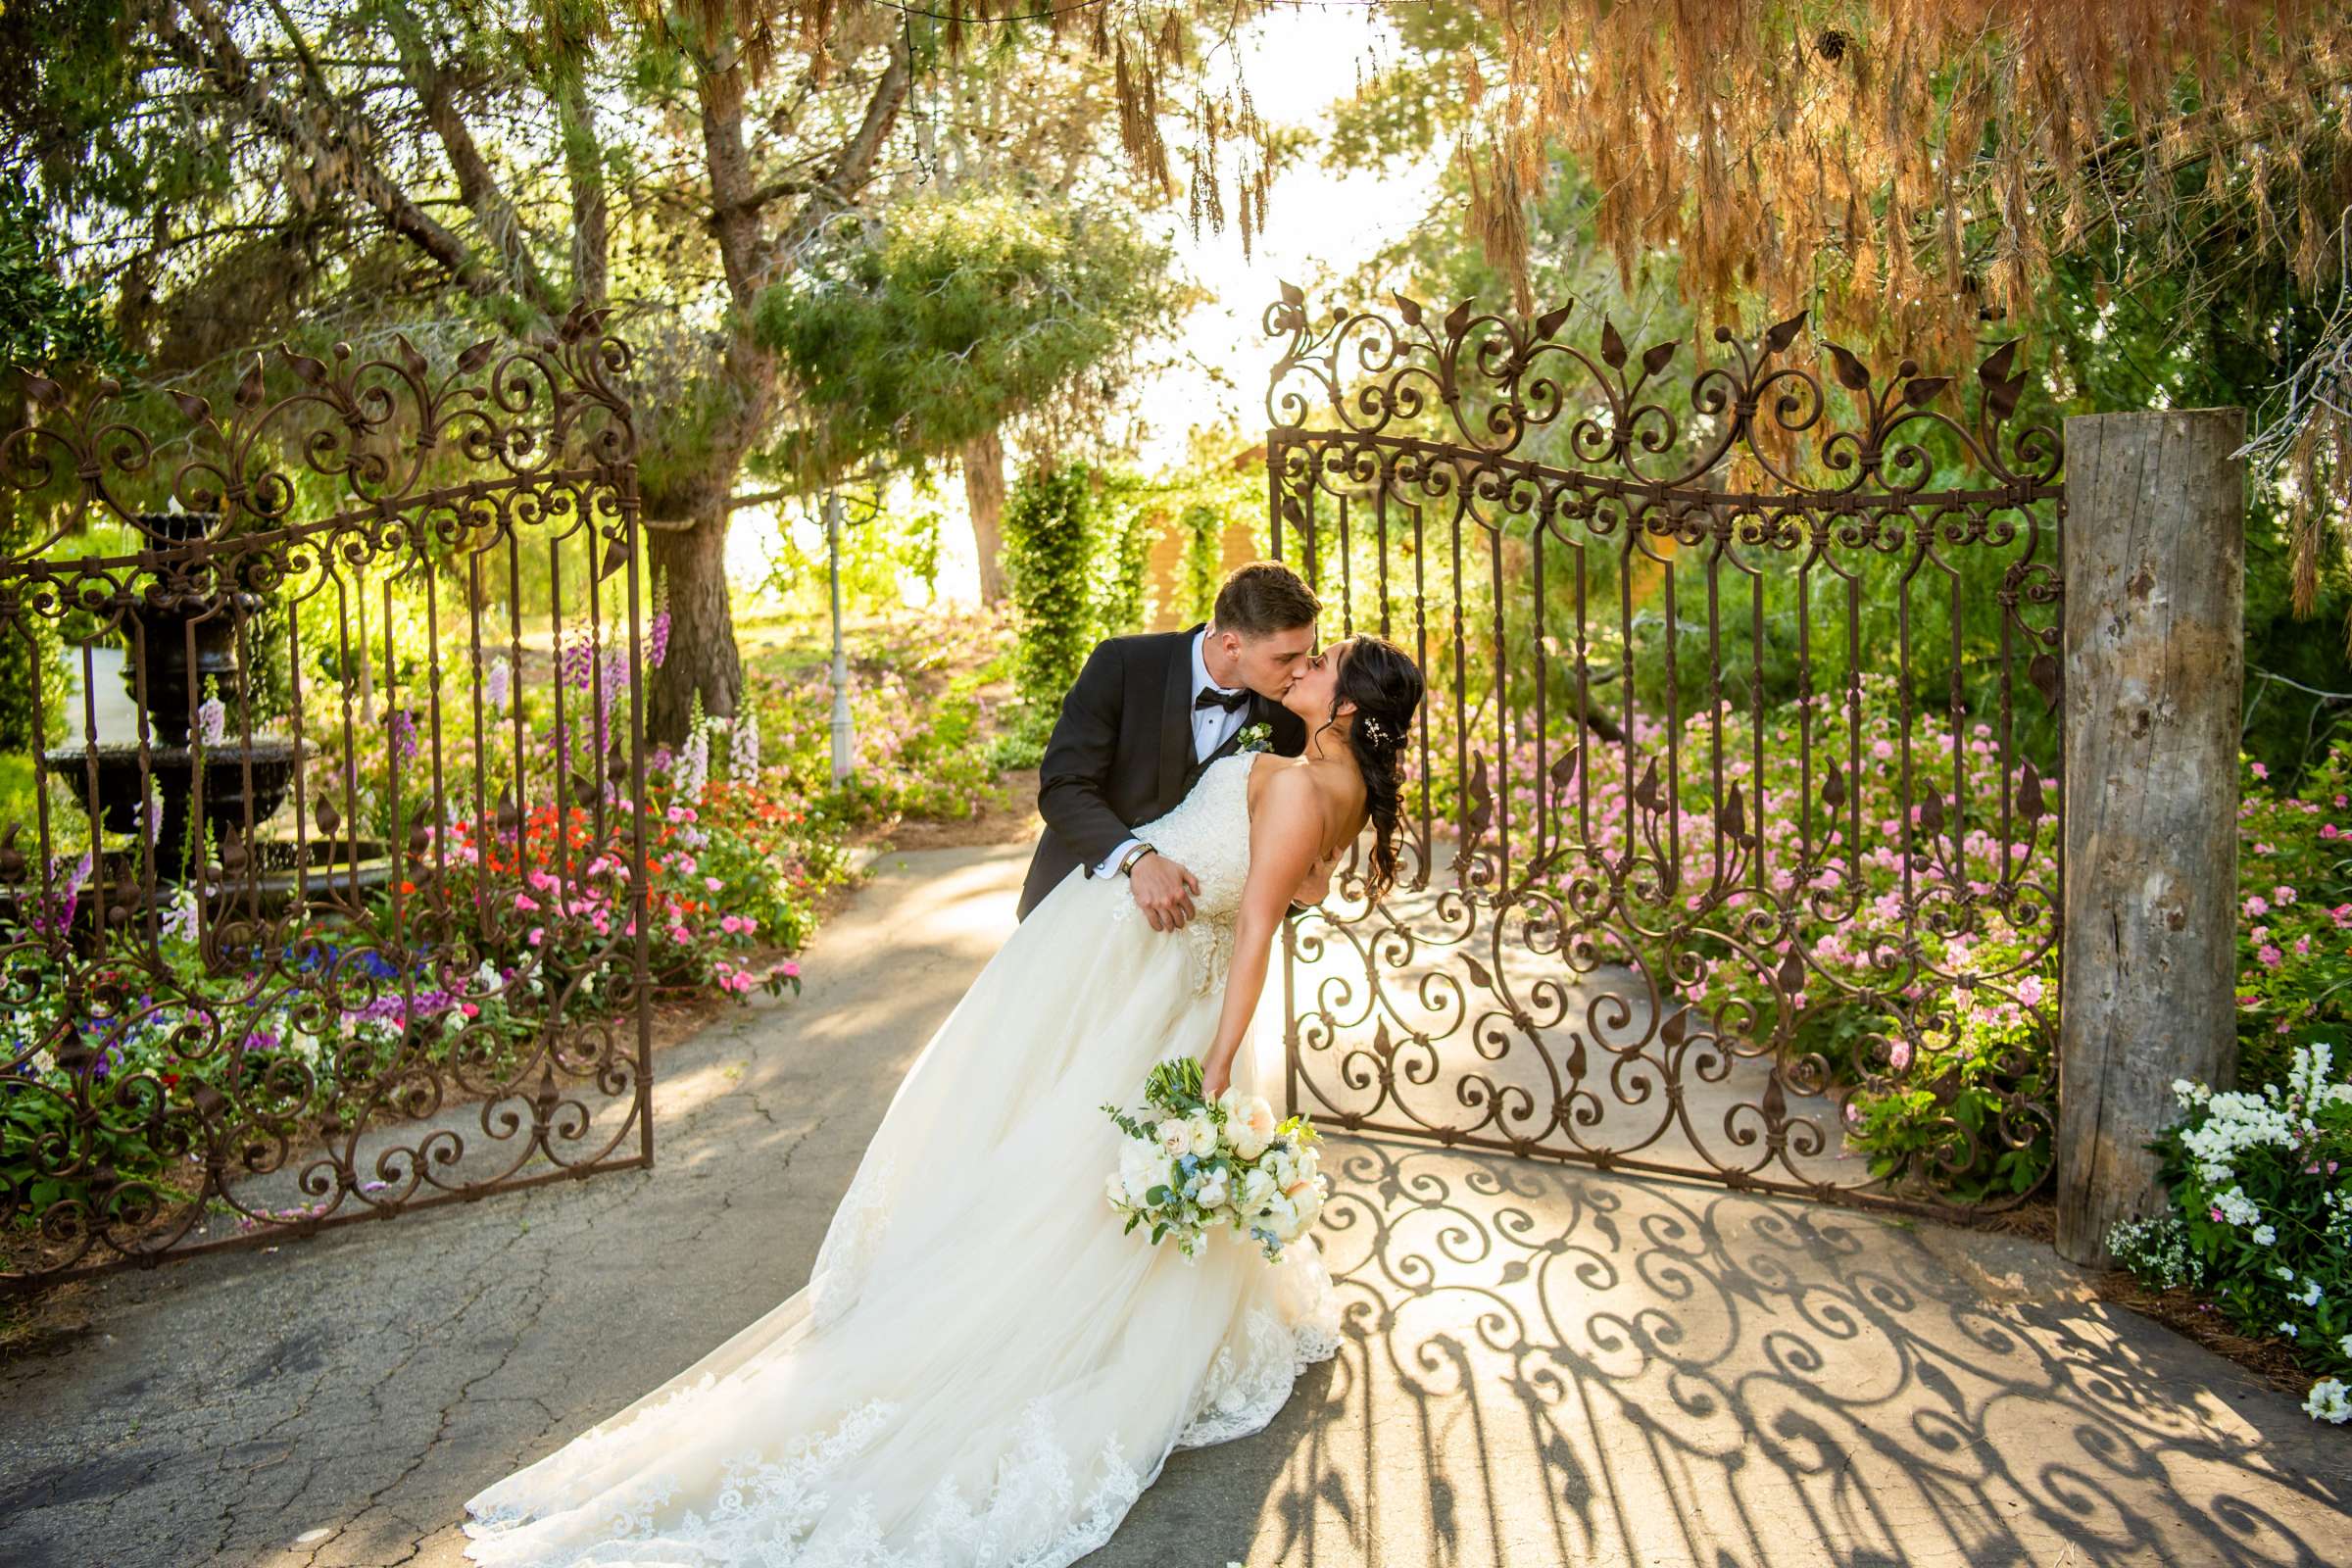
[157,0,504,304]
[379,0,561,319]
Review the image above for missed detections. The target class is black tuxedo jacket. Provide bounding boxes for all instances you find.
[1017,624,1308,920]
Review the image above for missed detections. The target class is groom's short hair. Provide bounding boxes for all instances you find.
[1212,561,1320,639]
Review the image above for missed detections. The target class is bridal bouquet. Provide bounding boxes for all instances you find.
[1100,1056,1327,1261]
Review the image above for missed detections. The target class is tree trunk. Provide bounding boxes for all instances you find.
[2054,407,2246,1268]
[648,514,742,745]
[962,427,1008,603]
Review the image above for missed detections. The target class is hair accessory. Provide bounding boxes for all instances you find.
[1361,715,1386,743]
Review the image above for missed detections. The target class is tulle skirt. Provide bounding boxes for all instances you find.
[459,861,1342,1567]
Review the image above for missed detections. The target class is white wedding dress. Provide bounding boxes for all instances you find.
[460,750,1343,1566]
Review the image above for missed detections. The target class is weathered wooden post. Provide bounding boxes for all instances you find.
[2055,408,2246,1267]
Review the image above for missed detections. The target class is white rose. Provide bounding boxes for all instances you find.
[1120,1141,1170,1204]
[1194,1171,1230,1209]
[1185,1114,1218,1159]
[1155,1119,1190,1157]
[1240,1167,1277,1211]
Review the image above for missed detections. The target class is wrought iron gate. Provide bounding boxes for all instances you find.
[0,303,656,1290]
[1265,290,2065,1217]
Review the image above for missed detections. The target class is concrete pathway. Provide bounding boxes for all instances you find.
[2,844,2346,1568]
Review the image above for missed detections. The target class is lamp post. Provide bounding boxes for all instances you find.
[826,488,855,787]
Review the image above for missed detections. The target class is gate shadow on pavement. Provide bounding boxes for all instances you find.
[1105,1137,2352,1568]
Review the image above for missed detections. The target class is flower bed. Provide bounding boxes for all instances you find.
[2111,1044,2352,1423]
[1415,674,2061,1202]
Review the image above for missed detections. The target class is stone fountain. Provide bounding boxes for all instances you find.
[38,513,302,880]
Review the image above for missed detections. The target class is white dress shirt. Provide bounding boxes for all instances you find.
[1095,628,1247,878]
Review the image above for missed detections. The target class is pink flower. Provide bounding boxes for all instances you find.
[514,893,540,912]
[2258,944,2284,968]
[461,1002,480,1018]
[780,960,801,979]
[706,876,724,892]
[2245,895,2271,917]
[527,927,544,947]
[670,925,692,945]
[2276,884,2299,906]
[2252,760,2270,779]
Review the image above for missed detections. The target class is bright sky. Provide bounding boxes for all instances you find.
[1135,6,1440,467]
[733,4,1443,604]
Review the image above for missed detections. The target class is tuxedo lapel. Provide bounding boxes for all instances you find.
[1158,624,1200,807]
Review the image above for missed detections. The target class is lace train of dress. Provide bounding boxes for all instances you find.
[460,753,1341,1566]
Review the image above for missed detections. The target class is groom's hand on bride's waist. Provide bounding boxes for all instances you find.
[1127,851,1200,932]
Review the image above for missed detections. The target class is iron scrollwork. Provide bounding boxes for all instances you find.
[1266,286,2065,1218]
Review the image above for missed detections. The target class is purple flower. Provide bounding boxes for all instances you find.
[648,609,671,671]
[559,633,595,691]
[483,658,514,713]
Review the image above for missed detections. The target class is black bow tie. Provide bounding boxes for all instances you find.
[1193,685,1250,713]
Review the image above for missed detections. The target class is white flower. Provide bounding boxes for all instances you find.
[1155,1119,1190,1157]
[2213,1186,2262,1226]
[1194,1170,1230,1209]
[1184,1114,1218,1159]
[160,889,199,945]
[2339,1333,2352,1358]
[1229,1096,1278,1159]
[2251,1224,2278,1246]
[1118,1140,1170,1205]
[2303,1377,2352,1424]
[675,722,710,803]
[2295,1279,2325,1307]
[728,709,761,784]
[2279,1322,2300,1339]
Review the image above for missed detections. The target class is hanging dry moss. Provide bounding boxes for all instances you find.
[686,2,2352,606]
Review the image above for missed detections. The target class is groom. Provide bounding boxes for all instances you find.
[1017,561,1318,928]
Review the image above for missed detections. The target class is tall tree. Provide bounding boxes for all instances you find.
[753,185,1186,599]
[1,1,1219,738]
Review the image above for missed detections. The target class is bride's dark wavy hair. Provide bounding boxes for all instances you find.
[1323,635,1425,903]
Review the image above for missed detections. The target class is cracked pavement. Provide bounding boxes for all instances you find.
[4,842,2348,1567]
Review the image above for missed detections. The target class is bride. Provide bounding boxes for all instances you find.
[461,633,1426,1567]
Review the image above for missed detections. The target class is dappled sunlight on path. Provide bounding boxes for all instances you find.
[1117,1138,2351,1568]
